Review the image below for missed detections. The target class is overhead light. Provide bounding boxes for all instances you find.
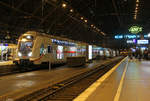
[101,32,106,36]
[97,29,100,32]
[136,0,139,3]
[135,10,138,13]
[84,20,88,23]
[62,3,67,8]
[134,0,140,20]
[70,9,73,12]
[28,52,32,57]
[134,16,137,20]
[80,17,84,20]
[148,33,150,37]
[91,24,94,27]
[136,7,138,10]
[18,52,22,57]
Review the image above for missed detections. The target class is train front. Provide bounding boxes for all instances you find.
[14,33,35,66]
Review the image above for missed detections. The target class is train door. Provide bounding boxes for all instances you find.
[100,50,104,56]
[57,45,64,59]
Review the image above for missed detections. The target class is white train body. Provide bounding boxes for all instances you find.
[13,31,116,66]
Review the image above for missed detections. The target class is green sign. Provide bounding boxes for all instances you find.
[129,26,142,34]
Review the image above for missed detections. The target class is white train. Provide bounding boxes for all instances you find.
[13,31,116,66]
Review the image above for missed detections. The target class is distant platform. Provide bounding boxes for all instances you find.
[74,58,150,101]
[0,61,13,66]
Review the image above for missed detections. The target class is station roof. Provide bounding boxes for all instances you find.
[0,0,149,47]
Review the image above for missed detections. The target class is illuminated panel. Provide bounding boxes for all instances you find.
[88,45,92,60]
[137,40,149,44]
[134,0,140,20]
[115,34,148,39]
[52,39,75,46]
[129,26,142,34]
[114,35,123,39]
[127,40,134,44]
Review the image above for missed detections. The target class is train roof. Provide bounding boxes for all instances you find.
[23,31,88,45]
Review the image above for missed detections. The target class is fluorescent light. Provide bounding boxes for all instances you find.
[18,52,22,57]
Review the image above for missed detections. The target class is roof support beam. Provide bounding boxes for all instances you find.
[111,0,122,26]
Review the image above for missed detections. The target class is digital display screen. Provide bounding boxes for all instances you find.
[114,34,148,39]
[137,40,149,44]
[127,40,134,43]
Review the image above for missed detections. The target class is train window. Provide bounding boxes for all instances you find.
[40,44,44,56]
[48,45,52,53]
[22,35,34,40]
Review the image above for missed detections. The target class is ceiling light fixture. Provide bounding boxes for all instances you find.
[84,19,88,23]
[101,32,106,36]
[134,0,140,20]
[62,3,67,8]
[80,17,84,20]
[70,9,73,12]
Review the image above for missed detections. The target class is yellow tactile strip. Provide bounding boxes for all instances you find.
[73,57,127,101]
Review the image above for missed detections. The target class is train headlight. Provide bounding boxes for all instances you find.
[18,52,22,57]
[28,52,32,57]
[26,35,31,39]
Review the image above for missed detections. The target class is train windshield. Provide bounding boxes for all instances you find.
[19,41,33,54]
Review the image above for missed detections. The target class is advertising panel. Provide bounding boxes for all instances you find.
[88,45,92,60]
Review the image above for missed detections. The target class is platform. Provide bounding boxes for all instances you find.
[74,58,150,101]
[0,57,120,100]
[0,61,13,66]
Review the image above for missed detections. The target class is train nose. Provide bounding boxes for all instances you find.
[20,59,33,66]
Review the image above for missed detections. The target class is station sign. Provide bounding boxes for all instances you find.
[114,34,148,39]
[137,40,149,44]
[126,39,136,44]
[129,26,142,34]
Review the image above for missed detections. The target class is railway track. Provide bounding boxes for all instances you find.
[15,57,124,101]
[0,57,115,77]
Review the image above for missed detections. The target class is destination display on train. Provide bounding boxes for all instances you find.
[52,39,76,46]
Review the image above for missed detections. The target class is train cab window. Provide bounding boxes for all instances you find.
[23,35,34,40]
[48,45,52,53]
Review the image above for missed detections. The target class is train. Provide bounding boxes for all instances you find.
[13,31,118,66]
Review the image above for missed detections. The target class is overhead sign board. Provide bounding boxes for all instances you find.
[114,34,148,39]
[129,26,142,34]
[137,40,149,44]
[127,40,134,44]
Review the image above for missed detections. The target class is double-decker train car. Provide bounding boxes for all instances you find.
[13,31,117,66]
[13,31,89,65]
